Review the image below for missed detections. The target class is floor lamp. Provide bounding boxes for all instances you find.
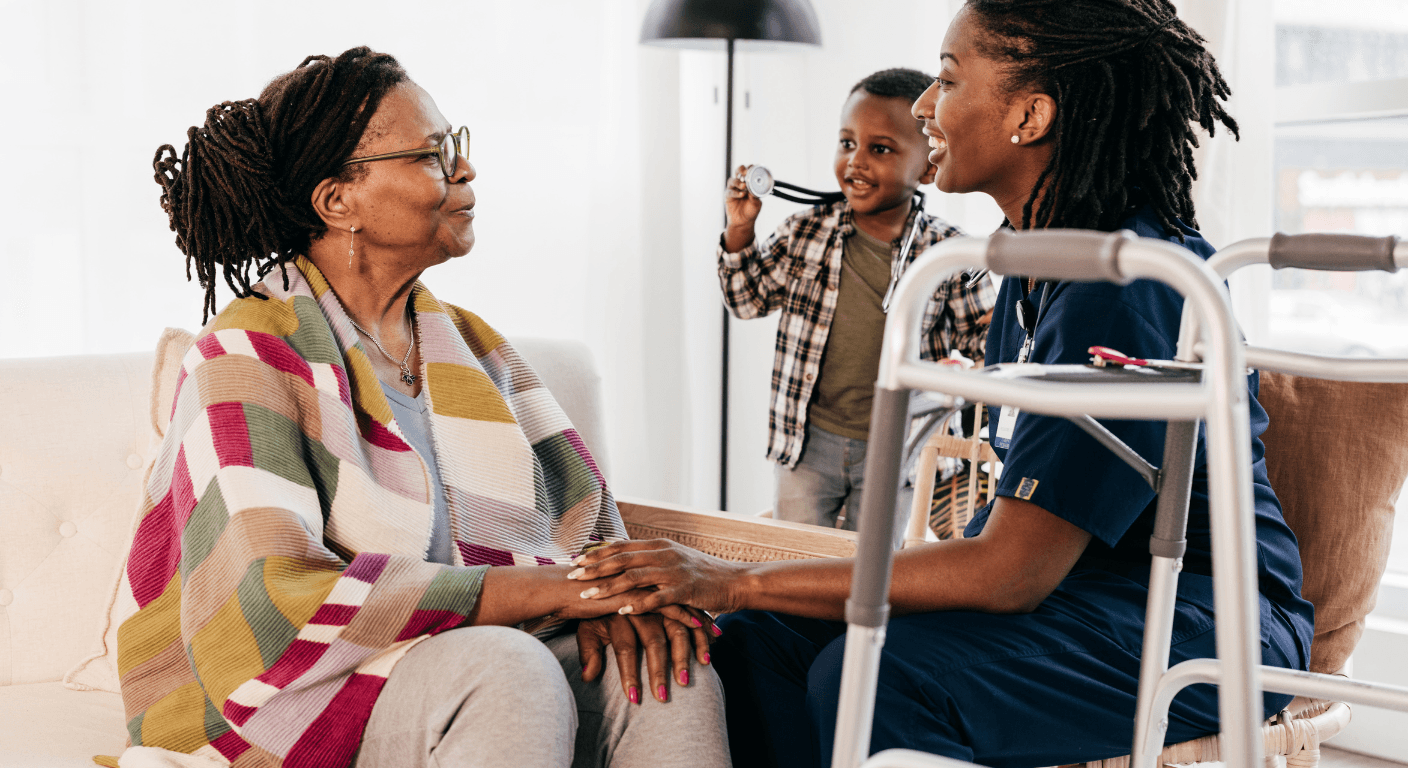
[639,0,822,511]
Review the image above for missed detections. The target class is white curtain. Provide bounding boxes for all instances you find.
[1178,0,1277,342]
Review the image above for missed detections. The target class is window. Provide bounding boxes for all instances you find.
[1274,0,1408,579]
[1273,0,1408,580]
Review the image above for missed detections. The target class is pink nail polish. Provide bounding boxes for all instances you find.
[658,684,668,701]
[629,686,639,704]
[703,652,711,664]
[711,624,723,637]
[679,670,690,685]
[690,616,703,628]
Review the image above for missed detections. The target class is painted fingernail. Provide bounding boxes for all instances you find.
[629,686,640,704]
[657,684,668,701]
[618,605,634,615]
[567,568,585,580]
[711,624,722,636]
[703,652,711,664]
[580,587,599,599]
[571,554,584,565]
[690,616,703,627]
[679,670,689,685]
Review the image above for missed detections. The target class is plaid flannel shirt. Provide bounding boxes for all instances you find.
[718,199,997,467]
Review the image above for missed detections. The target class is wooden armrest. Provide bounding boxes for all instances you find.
[617,496,856,562]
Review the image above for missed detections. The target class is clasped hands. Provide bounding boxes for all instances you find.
[554,540,745,705]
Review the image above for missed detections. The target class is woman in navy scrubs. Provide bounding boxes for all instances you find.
[570,1,1314,765]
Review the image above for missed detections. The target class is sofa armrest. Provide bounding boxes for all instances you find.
[617,497,856,562]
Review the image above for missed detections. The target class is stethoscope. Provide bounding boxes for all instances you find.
[742,165,925,312]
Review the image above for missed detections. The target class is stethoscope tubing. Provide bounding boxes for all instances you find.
[768,180,847,206]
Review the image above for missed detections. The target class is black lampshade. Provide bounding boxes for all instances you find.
[640,0,822,49]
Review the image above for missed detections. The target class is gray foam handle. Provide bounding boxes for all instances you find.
[987,229,1135,283]
[1268,232,1399,272]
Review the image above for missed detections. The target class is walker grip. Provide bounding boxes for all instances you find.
[1268,232,1400,272]
[987,229,1136,284]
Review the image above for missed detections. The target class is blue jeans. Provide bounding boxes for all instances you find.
[775,423,912,539]
[709,570,1305,768]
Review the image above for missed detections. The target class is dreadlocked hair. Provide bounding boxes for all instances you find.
[965,0,1238,237]
[153,47,408,322]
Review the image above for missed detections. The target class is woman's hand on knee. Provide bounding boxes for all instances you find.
[568,539,747,616]
[576,611,713,704]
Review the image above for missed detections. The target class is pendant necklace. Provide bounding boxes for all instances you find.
[349,308,418,385]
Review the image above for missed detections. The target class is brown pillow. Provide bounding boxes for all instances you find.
[1258,372,1408,673]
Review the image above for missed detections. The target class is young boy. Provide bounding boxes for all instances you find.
[719,68,996,531]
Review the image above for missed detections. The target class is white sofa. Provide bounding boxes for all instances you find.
[0,335,619,767]
[0,333,854,767]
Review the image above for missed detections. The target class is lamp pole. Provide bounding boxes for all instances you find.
[720,37,735,510]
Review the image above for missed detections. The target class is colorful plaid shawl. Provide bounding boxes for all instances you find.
[111,257,623,767]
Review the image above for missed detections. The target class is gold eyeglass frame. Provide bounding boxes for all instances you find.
[342,126,470,178]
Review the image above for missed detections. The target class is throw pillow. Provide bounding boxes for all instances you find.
[1258,372,1408,674]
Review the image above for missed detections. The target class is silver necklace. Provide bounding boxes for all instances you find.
[348,311,417,385]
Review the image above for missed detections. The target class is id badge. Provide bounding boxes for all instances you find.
[995,336,1033,449]
[994,404,1018,449]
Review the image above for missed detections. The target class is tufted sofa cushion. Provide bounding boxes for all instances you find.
[0,352,156,687]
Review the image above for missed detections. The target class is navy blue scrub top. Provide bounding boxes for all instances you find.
[968,206,1315,653]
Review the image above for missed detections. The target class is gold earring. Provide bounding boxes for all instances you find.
[348,227,356,270]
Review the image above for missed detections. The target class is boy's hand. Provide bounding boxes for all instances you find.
[723,164,762,253]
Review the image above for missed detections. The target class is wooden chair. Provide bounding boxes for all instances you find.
[904,404,997,547]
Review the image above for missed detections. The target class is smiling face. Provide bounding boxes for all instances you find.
[833,91,936,218]
[337,82,477,269]
[913,7,1027,198]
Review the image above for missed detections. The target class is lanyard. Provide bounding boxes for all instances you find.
[1014,278,1053,364]
[880,191,927,313]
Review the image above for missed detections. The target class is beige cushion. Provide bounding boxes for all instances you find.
[510,337,612,482]
[1259,373,1408,674]
[0,682,126,767]
[64,330,614,695]
[0,352,156,687]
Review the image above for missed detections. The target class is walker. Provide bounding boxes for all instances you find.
[833,230,1408,768]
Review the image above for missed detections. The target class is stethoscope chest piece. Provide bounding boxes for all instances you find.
[745,165,776,198]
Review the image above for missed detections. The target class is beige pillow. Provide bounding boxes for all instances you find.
[64,328,195,693]
[1258,372,1408,674]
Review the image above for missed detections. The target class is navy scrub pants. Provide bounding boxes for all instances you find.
[711,570,1303,768]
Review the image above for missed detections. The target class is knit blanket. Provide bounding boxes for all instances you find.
[109,257,623,768]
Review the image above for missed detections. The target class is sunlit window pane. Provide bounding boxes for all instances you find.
[1277,0,1408,86]
[1272,117,1408,356]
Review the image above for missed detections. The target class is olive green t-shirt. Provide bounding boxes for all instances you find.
[809,227,893,440]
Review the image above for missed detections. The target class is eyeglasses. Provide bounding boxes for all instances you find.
[342,126,470,179]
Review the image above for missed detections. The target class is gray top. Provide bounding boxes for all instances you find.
[380,382,455,565]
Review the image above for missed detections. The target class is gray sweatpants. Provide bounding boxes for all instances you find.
[354,625,732,768]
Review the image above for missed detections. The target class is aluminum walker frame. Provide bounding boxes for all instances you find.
[1129,232,1408,768]
[831,230,1408,768]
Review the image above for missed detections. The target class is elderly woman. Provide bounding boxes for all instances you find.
[116,48,729,768]
[569,2,1314,767]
